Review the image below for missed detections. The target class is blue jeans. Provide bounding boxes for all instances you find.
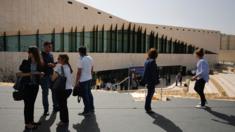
[80,80,94,113]
[41,76,58,112]
[145,84,155,111]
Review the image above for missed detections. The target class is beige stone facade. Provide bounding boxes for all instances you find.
[0,0,233,81]
[0,0,221,53]
[219,35,235,62]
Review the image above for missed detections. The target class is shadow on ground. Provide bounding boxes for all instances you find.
[28,112,70,132]
[148,111,183,132]
[205,107,235,127]
[73,114,100,132]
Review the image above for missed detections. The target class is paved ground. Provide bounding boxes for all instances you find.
[0,86,235,132]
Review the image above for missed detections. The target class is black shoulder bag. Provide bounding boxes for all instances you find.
[52,66,67,92]
[12,76,24,101]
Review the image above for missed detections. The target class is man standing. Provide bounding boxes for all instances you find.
[41,42,59,116]
[76,47,94,116]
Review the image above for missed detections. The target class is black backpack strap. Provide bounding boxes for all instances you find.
[61,66,65,76]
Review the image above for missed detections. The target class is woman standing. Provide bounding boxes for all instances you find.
[191,48,209,108]
[142,48,159,113]
[54,54,73,126]
[19,46,44,130]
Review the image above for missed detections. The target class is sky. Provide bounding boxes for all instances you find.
[77,0,235,35]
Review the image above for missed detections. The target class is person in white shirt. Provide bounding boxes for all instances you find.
[75,47,94,116]
[54,54,73,126]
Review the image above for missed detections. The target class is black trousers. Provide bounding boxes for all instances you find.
[56,89,72,123]
[145,84,155,111]
[194,79,206,106]
[23,84,39,124]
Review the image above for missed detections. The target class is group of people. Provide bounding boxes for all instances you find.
[18,42,94,130]
[17,41,209,130]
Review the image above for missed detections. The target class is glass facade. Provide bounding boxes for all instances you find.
[0,36,4,51]
[117,30,123,53]
[54,33,63,52]
[0,26,213,54]
[6,35,19,51]
[20,35,36,51]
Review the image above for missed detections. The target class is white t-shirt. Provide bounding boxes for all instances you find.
[77,55,93,82]
[54,64,73,90]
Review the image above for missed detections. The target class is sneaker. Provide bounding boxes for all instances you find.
[195,104,206,109]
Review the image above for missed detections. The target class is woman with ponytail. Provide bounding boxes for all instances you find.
[54,54,73,126]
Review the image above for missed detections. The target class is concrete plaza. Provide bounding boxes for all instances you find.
[0,85,235,132]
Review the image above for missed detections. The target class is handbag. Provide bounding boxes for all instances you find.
[52,66,66,91]
[73,83,83,97]
[13,90,24,101]
[12,76,24,101]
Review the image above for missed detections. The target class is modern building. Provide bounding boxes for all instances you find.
[219,34,235,63]
[0,0,230,81]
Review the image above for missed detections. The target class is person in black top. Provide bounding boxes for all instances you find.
[18,46,44,130]
[142,48,159,113]
[40,42,58,116]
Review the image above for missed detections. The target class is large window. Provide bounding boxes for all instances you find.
[0,36,4,51]
[142,31,146,53]
[63,33,70,52]
[54,33,63,52]
[128,29,133,53]
[76,32,83,52]
[111,29,117,52]
[146,35,150,51]
[163,37,167,53]
[159,36,163,53]
[103,31,108,52]
[20,35,36,51]
[149,33,155,49]
[97,31,103,52]
[6,35,19,51]
[154,34,159,50]
[70,32,76,52]
[136,30,142,53]
[123,30,128,53]
[168,39,172,53]
[117,30,123,53]
[1,28,209,55]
